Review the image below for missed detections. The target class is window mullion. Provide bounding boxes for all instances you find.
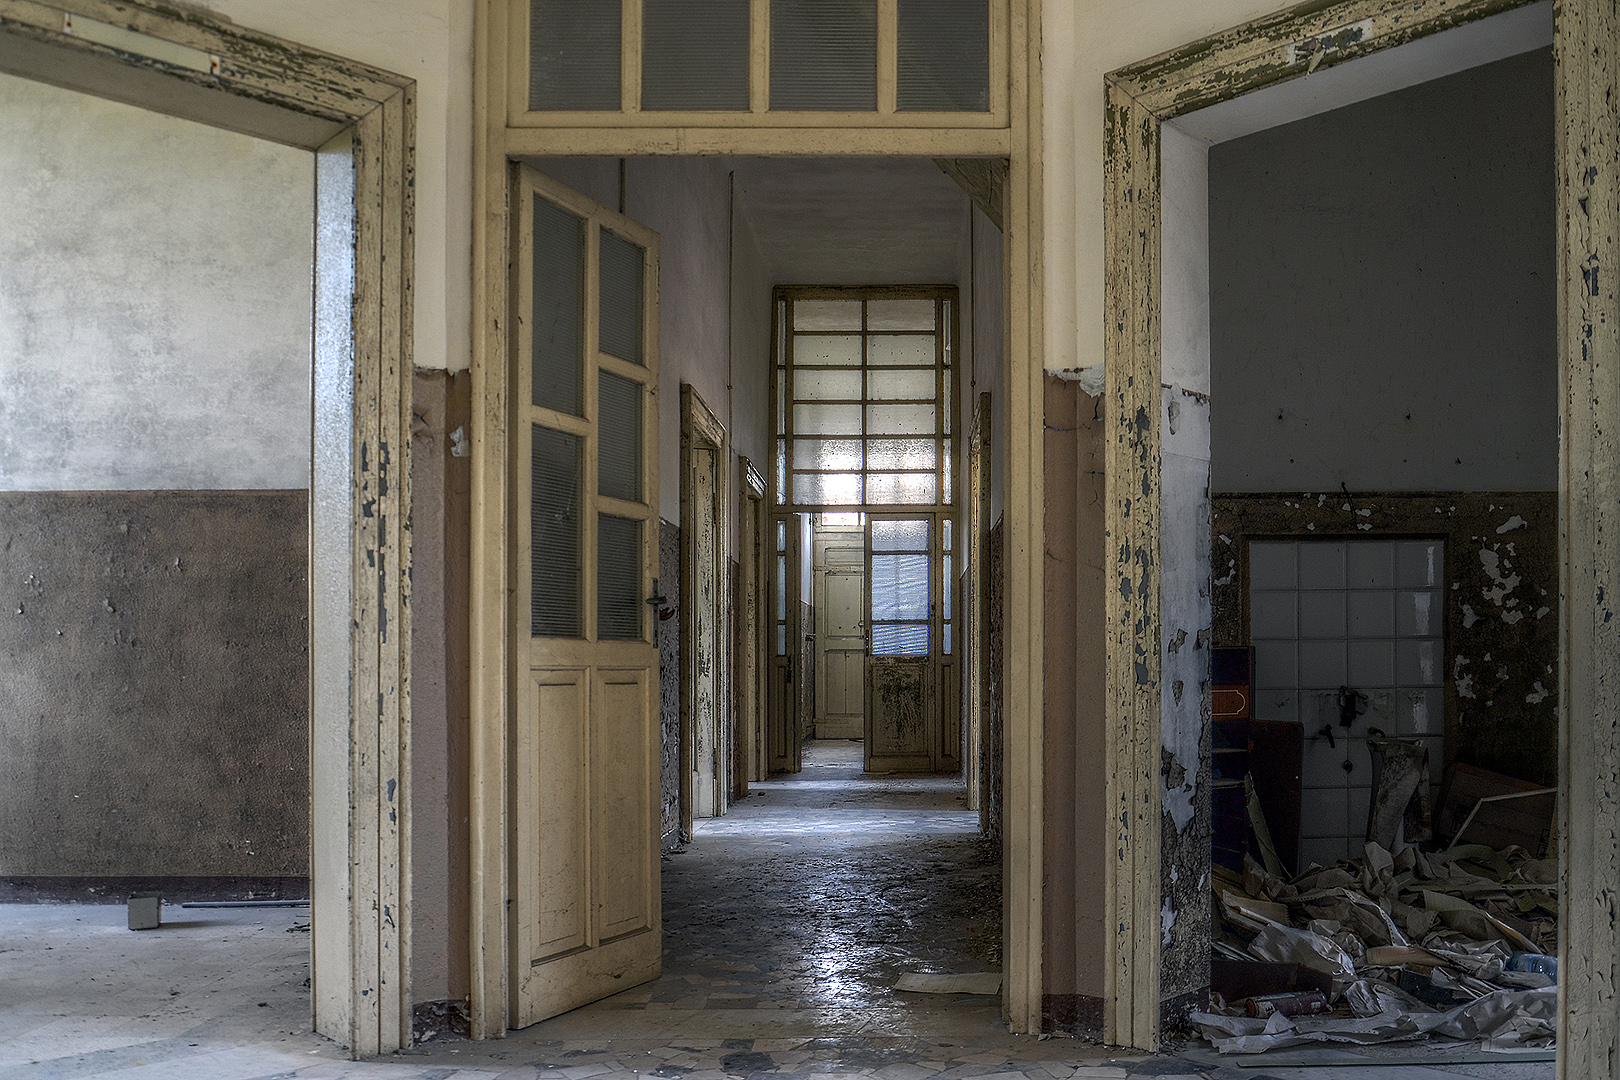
[621,0,642,112]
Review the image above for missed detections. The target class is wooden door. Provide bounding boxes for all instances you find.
[737,462,767,786]
[865,514,938,772]
[814,524,866,739]
[767,514,802,773]
[688,443,723,819]
[510,167,661,1027]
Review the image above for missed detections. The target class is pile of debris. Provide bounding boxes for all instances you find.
[1193,841,1559,1054]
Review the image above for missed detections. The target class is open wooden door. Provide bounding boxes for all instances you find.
[865,515,934,771]
[767,513,803,773]
[510,167,661,1027]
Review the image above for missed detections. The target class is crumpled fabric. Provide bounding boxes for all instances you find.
[1190,986,1558,1054]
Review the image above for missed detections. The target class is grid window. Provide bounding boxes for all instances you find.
[775,290,955,511]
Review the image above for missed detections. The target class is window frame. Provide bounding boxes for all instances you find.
[508,0,1008,129]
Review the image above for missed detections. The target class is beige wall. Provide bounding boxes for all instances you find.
[1047,0,1298,374]
[191,0,474,375]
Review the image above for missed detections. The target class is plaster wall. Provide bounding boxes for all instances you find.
[1208,49,1556,493]
[0,71,312,491]
[0,492,308,880]
[189,0,473,375]
[1048,0,1304,375]
[968,206,1006,528]
[408,371,473,1007]
[0,72,314,893]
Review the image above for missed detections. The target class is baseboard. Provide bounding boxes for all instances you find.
[0,876,308,903]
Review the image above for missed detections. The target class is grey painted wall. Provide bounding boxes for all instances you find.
[1208,48,1555,494]
[0,72,314,492]
[0,77,315,890]
[0,492,309,878]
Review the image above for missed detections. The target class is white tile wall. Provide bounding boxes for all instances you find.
[1250,538,1444,866]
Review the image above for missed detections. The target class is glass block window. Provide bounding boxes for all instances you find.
[774,289,956,512]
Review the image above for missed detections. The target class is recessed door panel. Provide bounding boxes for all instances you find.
[592,668,654,941]
[529,670,588,961]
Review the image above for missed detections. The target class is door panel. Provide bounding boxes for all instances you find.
[527,670,587,961]
[815,526,866,739]
[592,667,654,941]
[866,515,940,771]
[512,166,661,1028]
[870,656,931,759]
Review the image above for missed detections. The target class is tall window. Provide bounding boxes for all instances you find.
[772,287,956,511]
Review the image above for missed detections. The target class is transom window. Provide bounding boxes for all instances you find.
[773,287,955,511]
[525,0,993,115]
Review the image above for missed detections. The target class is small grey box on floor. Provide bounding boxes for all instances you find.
[128,894,161,930]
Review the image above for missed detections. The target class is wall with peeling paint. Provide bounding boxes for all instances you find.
[1213,494,1560,788]
[1208,49,1555,493]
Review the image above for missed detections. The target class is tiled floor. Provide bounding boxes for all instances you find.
[0,741,1556,1079]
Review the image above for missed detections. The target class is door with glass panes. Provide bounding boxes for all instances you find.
[865,513,956,772]
[511,167,661,1027]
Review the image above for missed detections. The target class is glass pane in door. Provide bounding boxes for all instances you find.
[869,517,930,656]
[531,196,585,414]
[531,425,583,637]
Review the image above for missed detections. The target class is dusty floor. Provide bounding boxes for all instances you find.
[0,741,1555,1079]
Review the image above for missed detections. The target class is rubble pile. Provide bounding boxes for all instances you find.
[1193,841,1560,1054]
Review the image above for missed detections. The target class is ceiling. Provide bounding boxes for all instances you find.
[730,157,971,285]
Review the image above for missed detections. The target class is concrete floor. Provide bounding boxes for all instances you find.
[0,741,1555,1079]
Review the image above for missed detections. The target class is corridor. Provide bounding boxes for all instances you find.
[0,742,1558,1078]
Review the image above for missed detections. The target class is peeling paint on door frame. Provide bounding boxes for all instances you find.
[0,0,416,1058]
[1103,0,1548,1054]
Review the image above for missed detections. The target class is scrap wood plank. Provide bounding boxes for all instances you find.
[1438,763,1556,853]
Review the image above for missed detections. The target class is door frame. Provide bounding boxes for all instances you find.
[470,0,1045,1037]
[0,2,416,1057]
[1104,0,1616,1061]
[737,459,768,788]
[680,384,730,834]
[966,394,991,811]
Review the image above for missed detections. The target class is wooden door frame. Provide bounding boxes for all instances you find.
[471,0,1044,1037]
[737,459,768,788]
[1104,0,1620,1062]
[0,2,415,1057]
[680,384,730,835]
[965,394,991,812]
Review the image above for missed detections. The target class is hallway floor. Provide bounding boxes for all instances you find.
[0,741,1554,1079]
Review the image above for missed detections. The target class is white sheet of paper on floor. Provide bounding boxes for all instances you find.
[895,972,1003,995]
[1191,985,1558,1054]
